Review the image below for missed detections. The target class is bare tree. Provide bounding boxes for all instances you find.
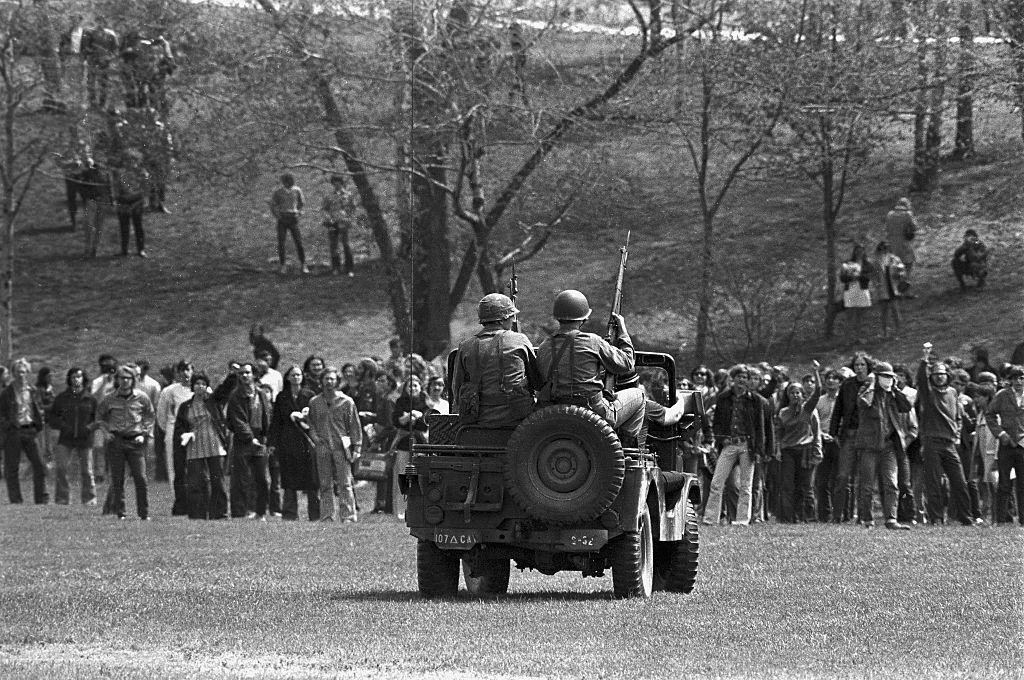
[771,1,901,338]
[237,0,721,358]
[995,0,1024,141]
[658,8,790,363]
[0,3,65,363]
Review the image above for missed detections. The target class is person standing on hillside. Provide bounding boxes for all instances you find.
[322,174,358,277]
[269,173,308,275]
[872,241,906,339]
[112,149,150,257]
[885,197,918,297]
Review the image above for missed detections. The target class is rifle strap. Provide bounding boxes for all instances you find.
[544,332,574,401]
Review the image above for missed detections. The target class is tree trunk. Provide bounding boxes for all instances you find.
[821,161,839,339]
[952,0,974,159]
[693,211,714,364]
[909,0,931,192]
[1,87,14,363]
[922,1,949,190]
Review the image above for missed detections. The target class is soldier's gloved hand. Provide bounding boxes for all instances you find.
[610,313,628,337]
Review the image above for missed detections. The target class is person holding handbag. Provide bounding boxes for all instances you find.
[839,244,874,345]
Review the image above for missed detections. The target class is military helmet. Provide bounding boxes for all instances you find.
[552,289,591,322]
[478,293,519,324]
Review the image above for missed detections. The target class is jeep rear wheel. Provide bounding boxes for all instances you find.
[416,540,459,598]
[505,405,625,525]
[653,500,700,594]
[610,505,654,599]
[462,558,511,596]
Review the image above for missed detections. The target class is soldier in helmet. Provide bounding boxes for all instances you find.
[451,293,541,428]
[112,148,150,257]
[536,290,645,445]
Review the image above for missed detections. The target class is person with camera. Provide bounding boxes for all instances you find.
[917,343,977,526]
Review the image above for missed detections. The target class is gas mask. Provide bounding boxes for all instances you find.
[877,376,894,391]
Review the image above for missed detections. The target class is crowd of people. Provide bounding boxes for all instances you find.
[679,343,1024,529]
[3,294,1023,532]
[0,331,444,523]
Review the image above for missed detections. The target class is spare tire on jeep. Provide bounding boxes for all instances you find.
[504,404,625,525]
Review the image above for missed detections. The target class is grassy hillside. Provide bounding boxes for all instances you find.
[10,30,1024,381]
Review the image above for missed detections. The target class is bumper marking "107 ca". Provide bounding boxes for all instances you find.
[434,531,478,548]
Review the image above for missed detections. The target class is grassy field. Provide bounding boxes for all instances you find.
[0,481,1020,679]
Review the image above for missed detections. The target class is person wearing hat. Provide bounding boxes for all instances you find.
[885,197,917,297]
[535,290,645,444]
[951,228,989,291]
[852,361,913,530]
[916,346,976,525]
[96,365,155,519]
[451,293,541,428]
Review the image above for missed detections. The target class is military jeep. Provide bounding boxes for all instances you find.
[400,351,703,599]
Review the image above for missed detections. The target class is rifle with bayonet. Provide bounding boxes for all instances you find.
[508,261,519,333]
[605,231,635,394]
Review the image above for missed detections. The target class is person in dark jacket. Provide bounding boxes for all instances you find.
[1,358,48,505]
[703,364,772,526]
[268,365,319,521]
[226,363,272,519]
[173,373,229,520]
[984,364,1024,524]
[829,352,875,522]
[853,361,913,530]
[48,368,98,505]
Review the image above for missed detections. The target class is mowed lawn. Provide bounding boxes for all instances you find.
[0,482,1020,679]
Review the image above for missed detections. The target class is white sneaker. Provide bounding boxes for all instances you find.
[301,264,310,274]
[245,512,257,520]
